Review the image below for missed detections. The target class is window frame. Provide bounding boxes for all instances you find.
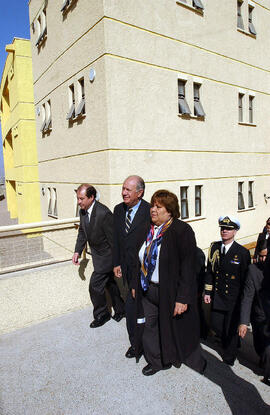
[248,5,257,36]
[193,83,205,118]
[195,185,202,217]
[238,182,245,210]
[248,181,254,208]
[178,79,191,115]
[180,186,189,219]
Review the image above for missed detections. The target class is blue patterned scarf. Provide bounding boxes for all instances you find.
[140,218,172,291]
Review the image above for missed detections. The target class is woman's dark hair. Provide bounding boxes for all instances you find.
[257,238,268,253]
[151,190,180,219]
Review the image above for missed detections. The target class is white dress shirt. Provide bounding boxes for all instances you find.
[87,200,95,222]
[221,240,234,255]
[139,224,162,283]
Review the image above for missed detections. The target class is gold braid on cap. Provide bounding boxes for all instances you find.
[208,242,220,273]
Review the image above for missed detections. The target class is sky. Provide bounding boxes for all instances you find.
[0,1,30,179]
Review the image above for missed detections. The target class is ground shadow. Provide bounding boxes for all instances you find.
[202,349,270,414]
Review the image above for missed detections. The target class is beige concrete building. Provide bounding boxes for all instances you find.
[28,0,270,250]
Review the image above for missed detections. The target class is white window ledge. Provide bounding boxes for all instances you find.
[238,122,257,127]
[176,1,204,15]
[237,28,256,39]
[237,207,255,213]
[182,216,206,223]
[178,114,205,120]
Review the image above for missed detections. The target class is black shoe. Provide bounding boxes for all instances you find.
[223,357,235,366]
[112,312,125,322]
[125,347,136,358]
[90,313,111,328]
[142,363,172,376]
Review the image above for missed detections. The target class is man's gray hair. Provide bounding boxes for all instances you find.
[125,175,145,192]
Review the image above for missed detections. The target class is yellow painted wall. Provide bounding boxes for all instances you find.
[0,38,41,224]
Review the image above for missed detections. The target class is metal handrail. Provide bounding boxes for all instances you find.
[0,217,80,233]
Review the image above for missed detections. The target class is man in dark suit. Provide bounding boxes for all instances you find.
[204,215,251,366]
[253,217,270,262]
[113,175,150,358]
[72,184,125,328]
[239,239,270,385]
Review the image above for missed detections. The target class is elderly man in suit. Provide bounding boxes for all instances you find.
[204,215,251,366]
[72,184,125,328]
[113,175,150,358]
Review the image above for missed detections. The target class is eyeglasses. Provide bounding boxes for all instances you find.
[220,226,234,231]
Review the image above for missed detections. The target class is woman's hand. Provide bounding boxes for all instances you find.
[173,302,187,316]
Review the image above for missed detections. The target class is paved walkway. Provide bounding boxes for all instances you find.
[0,306,270,415]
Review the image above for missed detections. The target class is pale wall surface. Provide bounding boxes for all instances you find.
[28,0,270,249]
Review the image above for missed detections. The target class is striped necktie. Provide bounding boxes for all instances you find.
[125,208,133,233]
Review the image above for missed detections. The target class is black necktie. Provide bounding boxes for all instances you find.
[125,208,133,233]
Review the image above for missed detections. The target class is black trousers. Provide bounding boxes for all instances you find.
[211,308,239,362]
[89,270,125,319]
[125,290,136,348]
[142,283,205,372]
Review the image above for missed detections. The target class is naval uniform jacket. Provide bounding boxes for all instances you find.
[113,199,151,288]
[75,201,114,274]
[205,241,251,312]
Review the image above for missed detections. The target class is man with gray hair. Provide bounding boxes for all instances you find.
[113,176,150,358]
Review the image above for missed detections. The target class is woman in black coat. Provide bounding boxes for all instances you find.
[133,190,206,376]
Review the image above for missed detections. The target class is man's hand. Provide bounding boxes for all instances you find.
[173,302,187,316]
[131,289,135,299]
[238,324,248,338]
[72,252,80,265]
[113,265,122,278]
[204,295,211,304]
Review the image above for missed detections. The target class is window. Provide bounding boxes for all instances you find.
[180,187,189,219]
[66,84,75,120]
[248,6,257,35]
[178,80,191,115]
[75,78,85,117]
[52,188,58,217]
[35,9,47,47]
[40,100,52,133]
[74,189,80,216]
[238,182,245,210]
[237,1,244,30]
[193,0,204,10]
[45,100,52,130]
[40,103,46,132]
[194,83,205,117]
[61,0,70,12]
[238,93,244,122]
[249,95,254,124]
[48,187,58,217]
[248,181,254,208]
[47,187,52,215]
[195,185,202,217]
